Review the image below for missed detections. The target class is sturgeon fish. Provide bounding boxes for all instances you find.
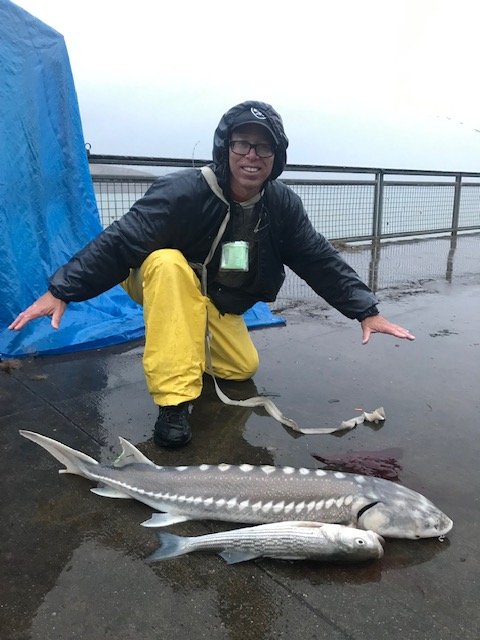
[19,430,453,539]
[148,521,385,564]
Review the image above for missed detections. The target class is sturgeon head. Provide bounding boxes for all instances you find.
[355,483,453,539]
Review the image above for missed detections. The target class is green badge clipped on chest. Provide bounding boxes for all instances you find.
[220,241,249,271]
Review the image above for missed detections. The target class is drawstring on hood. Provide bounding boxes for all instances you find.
[212,100,289,195]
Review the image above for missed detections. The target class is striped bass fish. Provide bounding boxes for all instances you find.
[19,431,453,539]
[148,521,385,564]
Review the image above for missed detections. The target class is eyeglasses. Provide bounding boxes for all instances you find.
[229,140,275,158]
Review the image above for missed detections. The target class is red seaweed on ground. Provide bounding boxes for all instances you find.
[312,447,403,481]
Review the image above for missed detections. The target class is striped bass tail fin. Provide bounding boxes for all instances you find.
[146,533,190,562]
[19,430,98,476]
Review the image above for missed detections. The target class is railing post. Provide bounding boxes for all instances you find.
[373,170,384,239]
[451,174,462,235]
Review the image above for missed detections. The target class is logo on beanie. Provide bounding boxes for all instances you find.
[251,107,266,120]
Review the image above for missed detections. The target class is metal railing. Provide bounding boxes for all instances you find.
[88,154,480,295]
[89,154,480,242]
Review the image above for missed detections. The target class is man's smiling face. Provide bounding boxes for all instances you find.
[228,124,275,202]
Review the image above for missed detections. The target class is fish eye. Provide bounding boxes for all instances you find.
[355,538,366,545]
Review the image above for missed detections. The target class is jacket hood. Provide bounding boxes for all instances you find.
[212,100,289,194]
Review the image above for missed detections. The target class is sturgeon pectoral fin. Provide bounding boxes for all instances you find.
[219,549,260,564]
[91,486,132,499]
[141,513,191,528]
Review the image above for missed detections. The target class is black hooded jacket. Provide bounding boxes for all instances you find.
[48,100,378,317]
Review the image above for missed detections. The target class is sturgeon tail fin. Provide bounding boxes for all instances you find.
[19,430,98,476]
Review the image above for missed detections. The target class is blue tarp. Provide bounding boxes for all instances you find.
[0,0,145,358]
[0,0,284,360]
[243,302,285,330]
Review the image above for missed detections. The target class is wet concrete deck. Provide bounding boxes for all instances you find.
[1,235,479,640]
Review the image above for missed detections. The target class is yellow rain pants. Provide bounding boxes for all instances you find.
[122,249,259,407]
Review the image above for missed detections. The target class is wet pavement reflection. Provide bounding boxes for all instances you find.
[1,235,479,639]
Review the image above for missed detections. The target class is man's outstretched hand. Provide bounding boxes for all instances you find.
[361,314,415,345]
[8,291,67,331]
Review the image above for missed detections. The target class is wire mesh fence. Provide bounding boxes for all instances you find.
[380,183,455,235]
[271,233,480,304]
[88,156,480,297]
[459,184,480,226]
[287,182,376,239]
[92,178,154,228]
[90,156,480,241]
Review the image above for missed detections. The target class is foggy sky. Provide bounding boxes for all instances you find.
[12,0,480,172]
